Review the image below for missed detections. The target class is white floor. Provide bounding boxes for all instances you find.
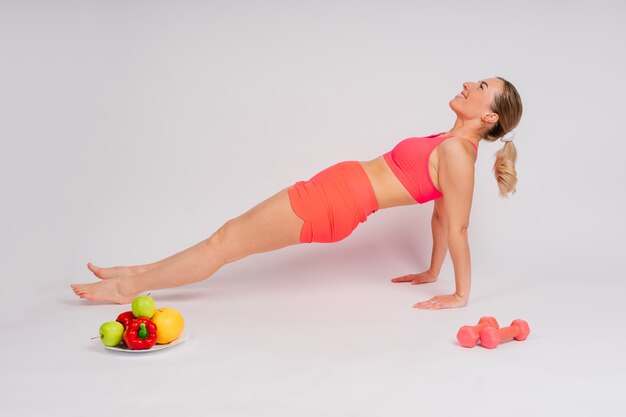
[2,240,624,417]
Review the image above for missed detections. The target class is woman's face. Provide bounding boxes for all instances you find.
[449,77,505,123]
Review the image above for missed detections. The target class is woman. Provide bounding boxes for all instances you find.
[71,76,522,310]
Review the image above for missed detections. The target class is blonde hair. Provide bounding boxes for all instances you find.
[482,77,523,198]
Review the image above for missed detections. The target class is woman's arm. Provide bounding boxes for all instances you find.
[389,200,447,285]
[414,141,474,310]
[429,198,449,277]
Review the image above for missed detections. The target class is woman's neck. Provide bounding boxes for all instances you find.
[443,119,483,145]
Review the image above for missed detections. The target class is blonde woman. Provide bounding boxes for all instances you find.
[72,76,522,310]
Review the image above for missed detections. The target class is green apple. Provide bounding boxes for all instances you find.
[99,321,124,347]
[132,295,156,318]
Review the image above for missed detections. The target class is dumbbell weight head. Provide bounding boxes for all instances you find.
[456,316,499,348]
[479,327,500,349]
[511,319,531,341]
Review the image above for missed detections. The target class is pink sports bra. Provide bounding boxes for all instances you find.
[383,132,478,204]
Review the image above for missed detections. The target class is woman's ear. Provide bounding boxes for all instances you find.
[482,112,499,125]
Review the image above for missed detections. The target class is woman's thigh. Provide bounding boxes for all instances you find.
[216,187,304,264]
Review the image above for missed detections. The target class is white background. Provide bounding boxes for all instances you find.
[1,0,625,416]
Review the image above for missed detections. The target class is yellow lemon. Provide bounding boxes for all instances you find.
[151,307,185,344]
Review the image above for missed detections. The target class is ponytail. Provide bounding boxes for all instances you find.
[484,76,523,198]
[493,141,518,198]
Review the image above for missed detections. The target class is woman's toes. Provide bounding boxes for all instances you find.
[88,262,138,279]
[87,263,101,277]
[70,279,134,304]
[87,263,108,279]
[71,284,89,298]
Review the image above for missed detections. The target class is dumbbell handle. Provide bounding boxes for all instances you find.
[480,320,530,349]
[496,326,520,342]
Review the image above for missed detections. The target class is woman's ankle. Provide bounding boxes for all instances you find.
[118,276,144,299]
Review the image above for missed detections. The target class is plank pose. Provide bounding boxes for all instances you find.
[72,76,522,310]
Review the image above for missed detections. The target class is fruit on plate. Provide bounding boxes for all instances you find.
[123,317,158,350]
[116,311,135,329]
[151,307,185,344]
[99,321,124,347]
[131,295,156,319]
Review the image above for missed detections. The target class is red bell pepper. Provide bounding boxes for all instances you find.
[123,318,158,350]
[116,311,135,329]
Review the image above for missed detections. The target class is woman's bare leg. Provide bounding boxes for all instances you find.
[87,240,210,280]
[71,187,304,303]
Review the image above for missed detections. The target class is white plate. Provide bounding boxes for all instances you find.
[104,333,189,353]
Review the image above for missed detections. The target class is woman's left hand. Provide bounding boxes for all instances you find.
[413,293,468,310]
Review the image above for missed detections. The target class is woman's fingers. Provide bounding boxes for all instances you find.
[391,271,437,285]
[413,297,438,309]
[391,274,416,283]
[413,294,467,310]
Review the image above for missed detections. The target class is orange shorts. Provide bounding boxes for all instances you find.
[288,161,379,244]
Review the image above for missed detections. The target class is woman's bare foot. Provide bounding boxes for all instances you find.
[88,262,143,280]
[71,278,137,304]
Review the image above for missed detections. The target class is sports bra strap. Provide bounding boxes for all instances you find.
[464,139,478,153]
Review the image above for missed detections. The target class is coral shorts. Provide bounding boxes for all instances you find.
[288,161,379,244]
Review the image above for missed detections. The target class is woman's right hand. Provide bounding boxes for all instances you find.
[390,269,438,285]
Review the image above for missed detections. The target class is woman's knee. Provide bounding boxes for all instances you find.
[207,189,304,263]
[206,218,238,264]
[210,214,271,265]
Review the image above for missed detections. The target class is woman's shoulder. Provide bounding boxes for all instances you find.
[437,138,477,171]
[439,136,478,158]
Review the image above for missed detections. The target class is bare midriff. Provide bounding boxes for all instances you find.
[359,155,429,210]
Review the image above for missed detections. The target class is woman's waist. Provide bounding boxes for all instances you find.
[359,156,417,209]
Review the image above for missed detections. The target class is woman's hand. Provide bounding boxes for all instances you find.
[390,269,438,285]
[413,293,468,310]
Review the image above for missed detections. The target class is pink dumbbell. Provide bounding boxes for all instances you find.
[456,316,500,348]
[479,319,530,349]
